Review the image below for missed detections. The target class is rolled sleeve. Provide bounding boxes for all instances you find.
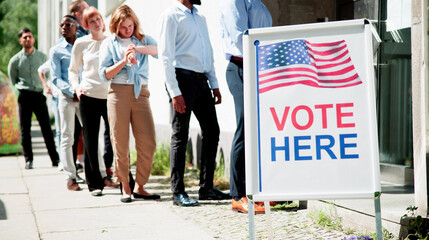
[98,39,113,82]
[50,49,74,97]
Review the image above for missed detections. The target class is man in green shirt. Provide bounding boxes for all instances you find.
[8,28,59,169]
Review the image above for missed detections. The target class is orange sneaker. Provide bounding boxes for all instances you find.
[232,197,265,214]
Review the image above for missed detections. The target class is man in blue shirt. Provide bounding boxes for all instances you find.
[50,15,81,191]
[159,0,229,207]
[8,28,59,169]
[220,0,272,214]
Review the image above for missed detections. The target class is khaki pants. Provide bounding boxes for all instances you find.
[107,84,156,186]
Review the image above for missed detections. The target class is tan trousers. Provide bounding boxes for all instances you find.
[107,84,156,186]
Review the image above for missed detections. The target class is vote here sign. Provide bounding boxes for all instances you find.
[243,19,381,201]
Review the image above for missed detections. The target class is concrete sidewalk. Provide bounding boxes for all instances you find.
[0,125,215,240]
[0,157,214,240]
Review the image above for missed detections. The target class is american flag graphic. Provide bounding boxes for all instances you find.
[257,39,362,94]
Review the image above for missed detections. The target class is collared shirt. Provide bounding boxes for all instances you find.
[50,38,75,98]
[99,34,158,99]
[38,59,61,98]
[159,1,218,98]
[77,25,89,39]
[220,0,272,60]
[8,48,47,92]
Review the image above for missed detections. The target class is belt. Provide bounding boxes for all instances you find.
[230,56,243,68]
[230,56,243,61]
[175,68,207,80]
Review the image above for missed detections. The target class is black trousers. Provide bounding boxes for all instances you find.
[80,95,113,191]
[170,68,220,195]
[17,90,59,163]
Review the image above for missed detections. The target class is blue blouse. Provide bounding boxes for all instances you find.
[99,34,158,98]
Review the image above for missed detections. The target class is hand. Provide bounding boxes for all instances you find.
[126,44,137,66]
[212,88,221,105]
[172,95,186,114]
[75,86,86,100]
[43,85,52,95]
[72,93,79,102]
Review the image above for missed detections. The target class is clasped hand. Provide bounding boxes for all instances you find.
[126,44,138,66]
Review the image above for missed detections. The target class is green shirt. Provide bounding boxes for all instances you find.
[8,48,47,92]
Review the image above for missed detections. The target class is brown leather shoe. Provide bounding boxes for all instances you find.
[256,201,277,207]
[104,178,120,188]
[67,179,81,191]
[232,197,265,214]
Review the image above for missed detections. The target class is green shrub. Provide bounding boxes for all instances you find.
[151,144,170,176]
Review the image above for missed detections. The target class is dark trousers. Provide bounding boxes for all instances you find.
[18,90,59,163]
[103,120,113,169]
[170,68,220,195]
[72,115,82,163]
[80,95,113,191]
[226,61,246,198]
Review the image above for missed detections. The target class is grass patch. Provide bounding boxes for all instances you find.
[130,144,171,176]
[213,150,229,190]
[272,201,299,210]
[152,144,170,176]
[307,205,343,231]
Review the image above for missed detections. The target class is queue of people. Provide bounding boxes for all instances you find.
[7,0,272,214]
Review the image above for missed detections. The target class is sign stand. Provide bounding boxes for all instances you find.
[248,195,256,240]
[265,200,274,240]
[374,192,383,240]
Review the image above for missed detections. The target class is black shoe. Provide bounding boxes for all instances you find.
[173,192,199,207]
[133,192,161,200]
[121,194,132,203]
[76,174,86,184]
[198,187,230,200]
[25,161,33,169]
[76,163,84,173]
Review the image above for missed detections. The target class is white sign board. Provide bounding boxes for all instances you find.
[244,19,381,201]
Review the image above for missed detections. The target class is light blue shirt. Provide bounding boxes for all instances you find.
[159,1,218,98]
[50,38,75,98]
[220,0,272,60]
[99,34,157,99]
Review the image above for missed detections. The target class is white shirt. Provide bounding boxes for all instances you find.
[69,35,110,99]
[111,37,133,85]
[158,1,218,98]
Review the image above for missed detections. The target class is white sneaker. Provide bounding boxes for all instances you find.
[91,189,102,197]
[57,162,64,171]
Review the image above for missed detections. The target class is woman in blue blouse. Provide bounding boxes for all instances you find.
[99,5,159,203]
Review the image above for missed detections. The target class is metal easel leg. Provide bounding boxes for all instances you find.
[374,193,383,240]
[248,195,255,240]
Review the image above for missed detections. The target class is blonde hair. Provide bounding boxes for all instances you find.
[82,6,105,32]
[109,5,144,41]
[69,0,86,16]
